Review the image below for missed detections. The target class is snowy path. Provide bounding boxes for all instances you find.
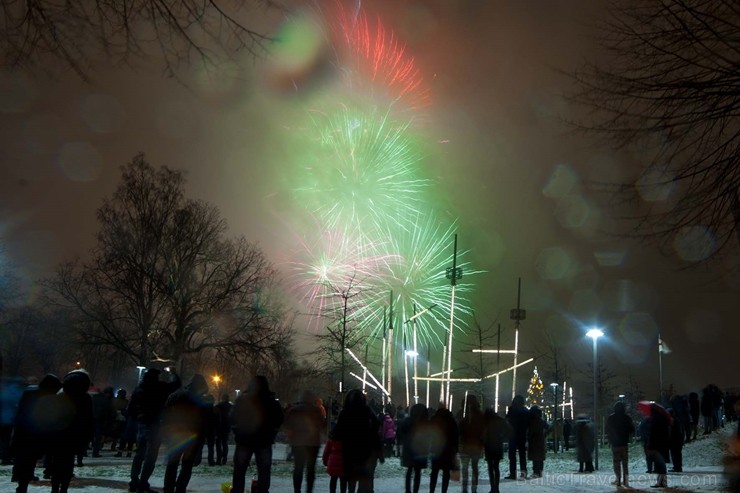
[1,426,734,493]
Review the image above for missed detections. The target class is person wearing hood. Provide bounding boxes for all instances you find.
[11,374,62,493]
[161,374,210,493]
[331,389,383,493]
[47,370,94,493]
[644,403,671,488]
[230,375,284,493]
[605,401,635,488]
[128,367,182,493]
[527,405,549,479]
[574,414,594,473]
[283,390,326,493]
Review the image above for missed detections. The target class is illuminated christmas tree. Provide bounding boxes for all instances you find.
[526,366,545,407]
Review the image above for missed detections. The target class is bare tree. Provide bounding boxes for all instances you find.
[568,0,740,260]
[46,153,290,371]
[455,314,501,406]
[310,273,372,393]
[0,0,281,79]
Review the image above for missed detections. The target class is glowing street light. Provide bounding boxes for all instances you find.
[550,382,559,453]
[586,327,604,470]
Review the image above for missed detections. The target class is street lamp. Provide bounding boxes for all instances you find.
[586,327,604,470]
[212,375,222,397]
[550,382,559,453]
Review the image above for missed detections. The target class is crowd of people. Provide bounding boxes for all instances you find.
[1,369,738,493]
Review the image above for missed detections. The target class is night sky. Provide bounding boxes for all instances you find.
[1,1,738,398]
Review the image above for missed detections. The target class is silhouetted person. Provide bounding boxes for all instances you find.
[128,367,181,493]
[284,390,326,493]
[458,394,485,493]
[506,395,530,479]
[645,403,671,488]
[527,405,548,478]
[429,402,459,493]
[214,394,233,465]
[11,374,62,493]
[397,403,429,493]
[47,370,94,493]
[574,415,594,473]
[483,408,510,493]
[688,392,700,441]
[605,401,635,488]
[668,408,684,473]
[161,374,210,493]
[231,375,283,493]
[332,389,383,493]
[563,419,572,451]
[91,386,115,457]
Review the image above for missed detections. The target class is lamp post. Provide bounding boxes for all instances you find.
[586,327,604,471]
[550,382,559,453]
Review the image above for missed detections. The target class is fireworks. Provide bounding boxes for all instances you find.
[327,0,431,111]
[291,105,430,232]
[271,1,482,380]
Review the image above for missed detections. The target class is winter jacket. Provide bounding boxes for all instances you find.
[128,369,182,425]
[647,407,671,461]
[215,400,233,435]
[397,403,429,469]
[527,406,548,462]
[11,374,62,455]
[506,396,530,446]
[483,409,510,462]
[162,386,210,449]
[458,409,485,456]
[429,407,459,470]
[382,414,396,440]
[231,390,284,448]
[49,370,94,453]
[284,401,326,447]
[332,398,382,479]
[322,438,344,477]
[605,402,635,447]
[574,418,594,463]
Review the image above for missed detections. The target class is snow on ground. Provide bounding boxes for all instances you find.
[1,425,736,493]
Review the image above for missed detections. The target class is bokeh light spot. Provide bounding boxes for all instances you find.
[57,142,102,182]
[542,164,578,199]
[594,250,626,267]
[636,167,676,202]
[555,194,592,229]
[265,12,328,94]
[673,225,717,262]
[535,247,574,280]
[80,93,125,133]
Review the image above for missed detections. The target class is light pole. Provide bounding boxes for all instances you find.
[550,382,559,453]
[586,327,604,471]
